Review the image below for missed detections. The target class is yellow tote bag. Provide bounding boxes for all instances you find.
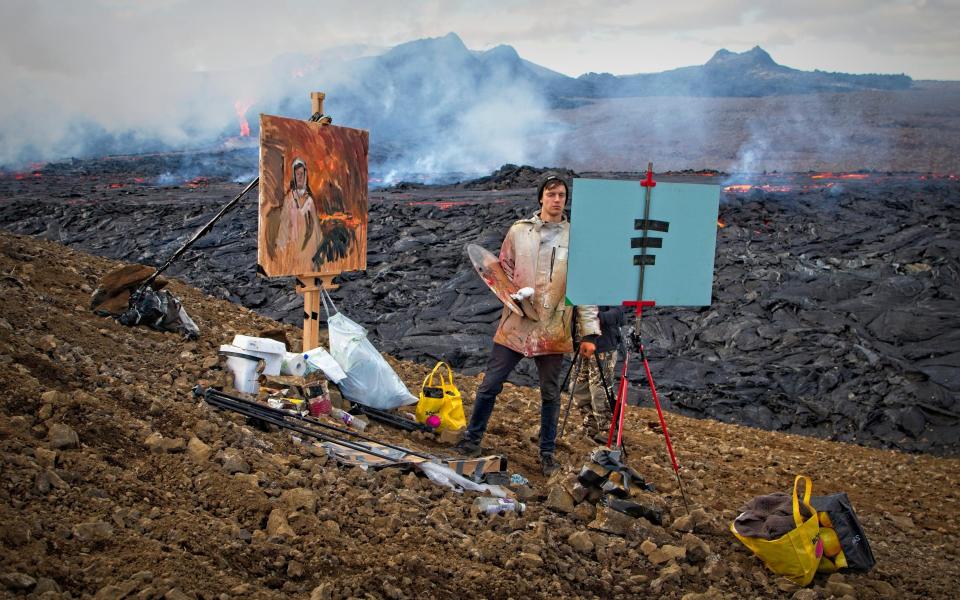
[731,475,822,586]
[415,362,466,432]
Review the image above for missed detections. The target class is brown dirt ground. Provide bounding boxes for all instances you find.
[1,231,958,600]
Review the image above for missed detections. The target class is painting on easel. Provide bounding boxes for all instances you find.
[258,114,368,278]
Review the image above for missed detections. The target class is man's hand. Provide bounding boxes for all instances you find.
[578,341,596,359]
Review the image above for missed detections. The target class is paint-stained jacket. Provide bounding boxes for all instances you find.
[493,213,600,356]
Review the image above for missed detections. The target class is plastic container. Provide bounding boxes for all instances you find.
[309,395,332,417]
[472,496,525,515]
[330,407,367,432]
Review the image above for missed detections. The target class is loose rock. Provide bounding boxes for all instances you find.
[266,509,295,538]
[681,533,711,564]
[567,530,594,554]
[187,436,212,463]
[0,572,37,591]
[279,487,318,513]
[221,449,250,474]
[545,485,576,514]
[588,505,635,536]
[48,423,79,449]
[72,521,114,543]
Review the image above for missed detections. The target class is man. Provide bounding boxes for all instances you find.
[572,305,626,444]
[456,174,600,475]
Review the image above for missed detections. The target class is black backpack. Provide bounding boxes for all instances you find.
[811,492,876,572]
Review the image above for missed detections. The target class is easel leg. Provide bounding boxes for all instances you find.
[297,275,339,352]
[302,288,320,352]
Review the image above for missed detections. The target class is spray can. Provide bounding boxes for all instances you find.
[472,496,525,516]
[330,407,367,432]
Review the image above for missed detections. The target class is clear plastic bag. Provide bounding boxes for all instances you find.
[324,290,416,409]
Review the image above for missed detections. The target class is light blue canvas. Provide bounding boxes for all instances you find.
[567,178,720,307]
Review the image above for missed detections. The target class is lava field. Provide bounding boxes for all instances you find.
[1,157,957,455]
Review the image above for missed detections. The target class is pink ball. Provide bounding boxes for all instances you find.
[426,415,442,429]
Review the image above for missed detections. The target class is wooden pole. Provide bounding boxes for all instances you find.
[297,91,335,352]
[297,275,331,352]
[310,92,325,118]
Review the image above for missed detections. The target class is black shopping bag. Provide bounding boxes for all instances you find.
[811,492,876,572]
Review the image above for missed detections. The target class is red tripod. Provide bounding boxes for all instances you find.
[606,164,689,512]
[607,300,689,512]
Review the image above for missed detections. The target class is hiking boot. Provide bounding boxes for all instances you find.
[453,437,482,458]
[540,453,561,476]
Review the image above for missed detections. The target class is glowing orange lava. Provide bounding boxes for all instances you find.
[234,100,252,137]
[811,172,869,180]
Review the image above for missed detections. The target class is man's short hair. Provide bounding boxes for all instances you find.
[537,174,569,205]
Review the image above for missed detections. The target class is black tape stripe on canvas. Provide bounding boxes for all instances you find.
[634,219,669,232]
[630,237,663,249]
[633,255,656,266]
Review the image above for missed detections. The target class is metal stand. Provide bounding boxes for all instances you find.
[558,350,618,439]
[606,163,690,513]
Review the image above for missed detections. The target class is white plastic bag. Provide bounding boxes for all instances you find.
[326,308,416,410]
[417,461,509,497]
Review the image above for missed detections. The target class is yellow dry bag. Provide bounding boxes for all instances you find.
[415,361,466,432]
[731,475,823,586]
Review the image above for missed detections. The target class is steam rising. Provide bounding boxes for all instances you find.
[1,24,944,179]
[0,31,556,183]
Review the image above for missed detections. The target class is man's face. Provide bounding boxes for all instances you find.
[540,182,567,222]
[294,166,306,190]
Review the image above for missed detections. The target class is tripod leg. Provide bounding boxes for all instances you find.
[606,351,630,447]
[639,343,689,513]
[558,355,583,439]
[594,352,616,415]
[558,353,577,395]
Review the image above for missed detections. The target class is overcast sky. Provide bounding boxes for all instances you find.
[2,0,957,80]
[1,0,957,169]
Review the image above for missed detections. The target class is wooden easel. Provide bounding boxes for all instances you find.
[297,91,339,352]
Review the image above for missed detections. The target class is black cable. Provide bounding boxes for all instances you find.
[205,396,404,465]
[201,386,435,461]
[198,387,426,464]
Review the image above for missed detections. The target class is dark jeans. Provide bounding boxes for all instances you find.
[465,343,565,456]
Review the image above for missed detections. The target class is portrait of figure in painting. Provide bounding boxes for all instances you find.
[258,114,368,277]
